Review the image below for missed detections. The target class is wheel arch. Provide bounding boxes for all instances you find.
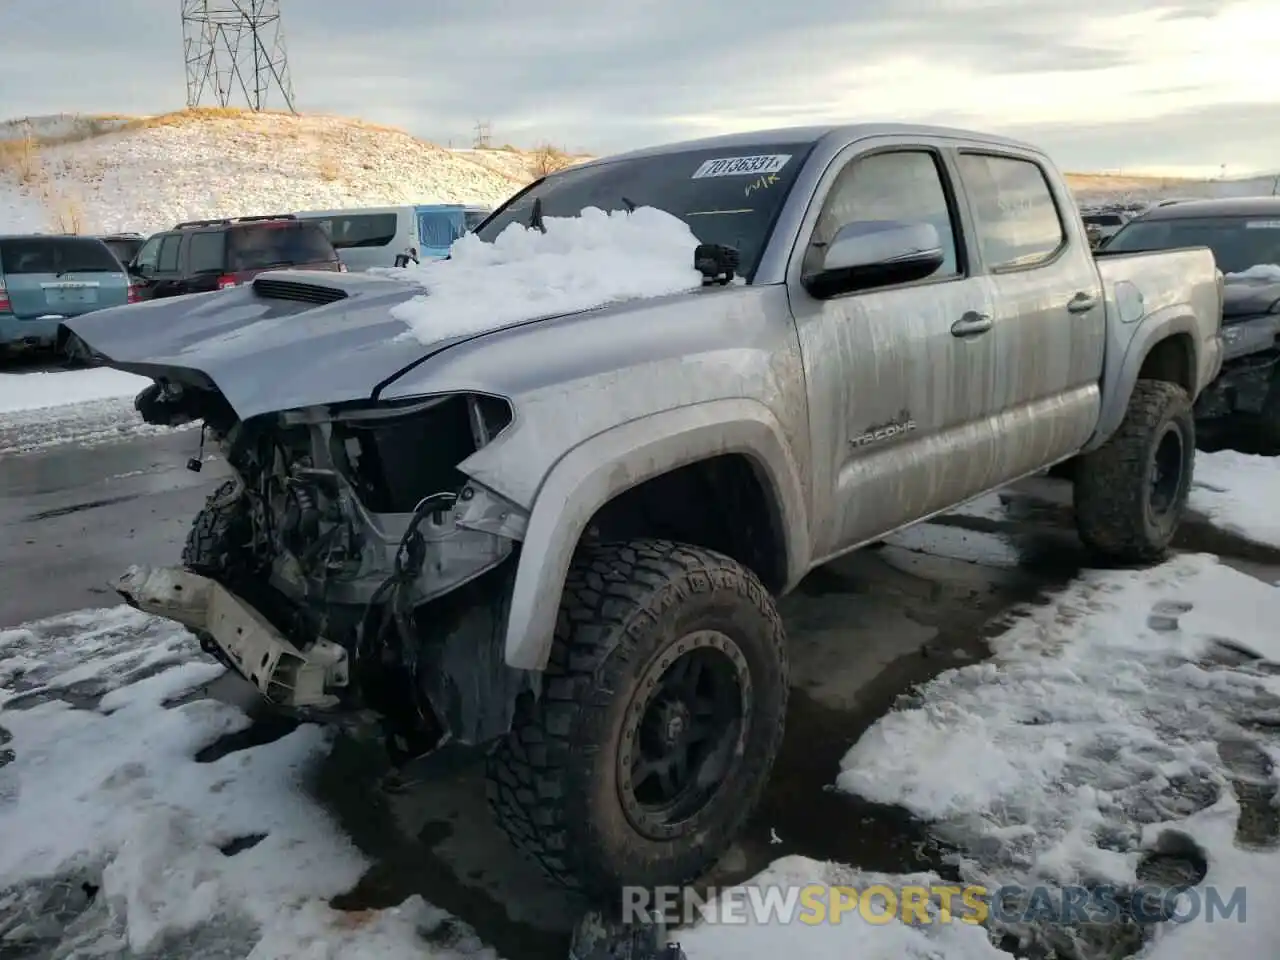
[500,400,810,671]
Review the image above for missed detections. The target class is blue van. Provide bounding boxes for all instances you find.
[292,204,491,271]
[0,235,134,355]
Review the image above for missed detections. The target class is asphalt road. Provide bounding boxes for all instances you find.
[0,428,228,626]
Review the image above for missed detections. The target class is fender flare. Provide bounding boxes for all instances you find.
[501,399,810,670]
[1084,306,1201,453]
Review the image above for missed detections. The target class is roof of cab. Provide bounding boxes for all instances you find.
[1135,196,1280,221]
[570,122,1041,170]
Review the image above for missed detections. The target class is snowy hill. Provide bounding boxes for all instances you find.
[1,110,1277,236]
[0,110,576,235]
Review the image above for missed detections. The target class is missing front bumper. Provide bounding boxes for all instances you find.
[116,565,349,709]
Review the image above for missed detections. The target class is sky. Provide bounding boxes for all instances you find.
[2,0,1278,178]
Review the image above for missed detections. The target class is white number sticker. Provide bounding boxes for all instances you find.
[691,154,792,179]
[1245,220,1280,229]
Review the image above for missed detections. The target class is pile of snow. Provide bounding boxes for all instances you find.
[0,366,179,455]
[0,606,499,958]
[0,367,150,415]
[388,205,704,343]
[835,553,1280,960]
[0,111,546,235]
[1225,264,1280,283]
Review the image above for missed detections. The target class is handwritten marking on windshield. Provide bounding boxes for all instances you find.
[744,173,780,197]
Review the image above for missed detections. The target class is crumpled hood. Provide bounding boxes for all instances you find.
[62,271,461,419]
[1222,278,1280,323]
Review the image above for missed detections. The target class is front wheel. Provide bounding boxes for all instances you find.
[486,539,789,898]
[1074,379,1195,564]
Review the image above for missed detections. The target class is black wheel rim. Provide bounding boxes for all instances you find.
[1148,422,1185,520]
[618,630,751,841]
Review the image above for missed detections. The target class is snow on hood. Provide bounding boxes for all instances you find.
[1225,263,1280,282]
[387,205,704,345]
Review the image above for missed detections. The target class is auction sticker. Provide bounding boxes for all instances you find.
[691,154,792,179]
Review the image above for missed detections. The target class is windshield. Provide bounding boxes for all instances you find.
[474,141,818,280]
[1083,214,1122,226]
[0,237,123,275]
[227,223,336,269]
[1104,215,1280,274]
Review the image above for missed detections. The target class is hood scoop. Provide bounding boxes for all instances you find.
[252,276,349,305]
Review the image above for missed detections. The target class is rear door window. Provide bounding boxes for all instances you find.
[227,223,337,269]
[310,213,398,249]
[957,153,1066,270]
[157,235,182,272]
[187,232,226,273]
[0,237,123,274]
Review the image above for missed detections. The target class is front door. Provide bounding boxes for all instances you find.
[954,151,1106,473]
[787,142,1001,560]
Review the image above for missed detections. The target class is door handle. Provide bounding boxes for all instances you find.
[951,312,992,337]
[1067,291,1098,313]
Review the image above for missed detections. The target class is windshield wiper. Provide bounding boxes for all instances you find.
[529,197,546,234]
[621,197,637,213]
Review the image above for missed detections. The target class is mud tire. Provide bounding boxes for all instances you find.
[485,539,789,899]
[1074,379,1194,564]
[182,478,252,576]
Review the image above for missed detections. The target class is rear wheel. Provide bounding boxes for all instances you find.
[1074,379,1194,563]
[486,539,788,898]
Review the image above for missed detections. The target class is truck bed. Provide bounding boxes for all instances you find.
[1094,245,1223,408]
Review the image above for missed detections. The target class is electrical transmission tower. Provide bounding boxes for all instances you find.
[181,1,297,113]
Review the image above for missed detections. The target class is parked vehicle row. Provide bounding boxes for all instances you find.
[68,121,1223,903]
[0,201,494,357]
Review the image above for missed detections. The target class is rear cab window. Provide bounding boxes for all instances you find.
[187,232,226,273]
[0,237,124,275]
[308,213,398,250]
[226,222,337,270]
[957,153,1066,271]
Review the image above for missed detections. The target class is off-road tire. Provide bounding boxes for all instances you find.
[1074,379,1194,564]
[485,539,789,899]
[182,478,252,576]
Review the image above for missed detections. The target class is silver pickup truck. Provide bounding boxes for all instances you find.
[65,122,1222,903]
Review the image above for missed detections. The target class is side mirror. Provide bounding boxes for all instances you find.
[803,220,945,298]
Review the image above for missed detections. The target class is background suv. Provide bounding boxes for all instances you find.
[127,215,342,301]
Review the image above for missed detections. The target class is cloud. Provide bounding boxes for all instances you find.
[1,0,1277,175]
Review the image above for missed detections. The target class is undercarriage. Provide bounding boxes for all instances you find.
[121,382,536,761]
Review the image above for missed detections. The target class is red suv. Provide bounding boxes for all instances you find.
[126,215,344,301]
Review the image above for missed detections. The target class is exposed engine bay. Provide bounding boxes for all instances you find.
[127,380,536,761]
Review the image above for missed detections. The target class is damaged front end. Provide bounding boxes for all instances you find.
[119,382,535,763]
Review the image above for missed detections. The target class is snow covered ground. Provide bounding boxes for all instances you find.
[832,553,1280,960]
[0,607,498,958]
[1190,451,1280,551]
[0,366,168,455]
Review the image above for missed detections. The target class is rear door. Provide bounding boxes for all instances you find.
[148,233,185,298]
[0,237,128,318]
[954,150,1106,471]
[181,230,228,294]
